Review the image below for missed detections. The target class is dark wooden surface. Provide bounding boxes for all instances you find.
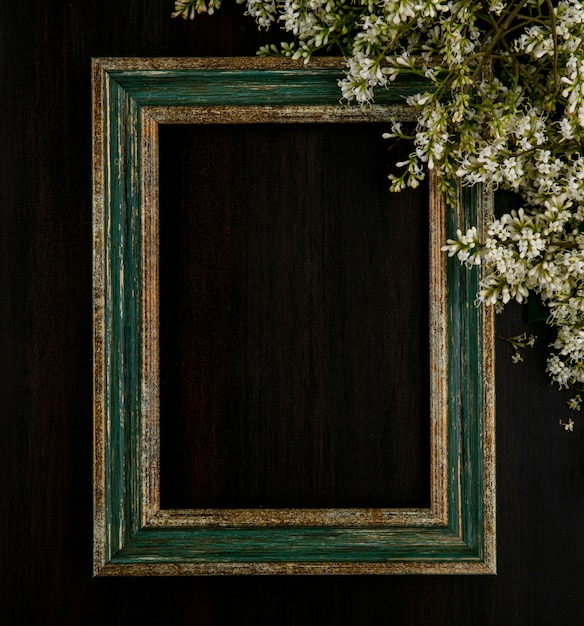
[158,123,429,510]
[1,1,584,624]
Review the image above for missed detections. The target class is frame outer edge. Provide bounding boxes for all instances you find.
[92,58,107,575]
[481,186,497,573]
[96,560,496,577]
[92,58,497,575]
[87,57,348,72]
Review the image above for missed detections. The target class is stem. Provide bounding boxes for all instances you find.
[544,0,560,106]
[471,0,531,85]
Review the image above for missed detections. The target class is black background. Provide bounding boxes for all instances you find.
[158,123,431,510]
[2,1,584,624]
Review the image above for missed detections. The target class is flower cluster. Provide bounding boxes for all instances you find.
[497,331,537,364]
[173,0,584,392]
[172,0,222,18]
[444,194,584,387]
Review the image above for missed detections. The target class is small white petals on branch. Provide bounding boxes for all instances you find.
[560,418,575,431]
[172,0,222,18]
[568,395,582,411]
[173,0,584,392]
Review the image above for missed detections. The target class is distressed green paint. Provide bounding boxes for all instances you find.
[113,527,479,564]
[447,184,485,557]
[93,58,494,575]
[107,69,430,107]
[102,75,144,560]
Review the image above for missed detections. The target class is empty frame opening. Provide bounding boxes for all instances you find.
[158,123,430,509]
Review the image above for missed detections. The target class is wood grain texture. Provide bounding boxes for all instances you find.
[92,58,494,575]
[4,0,584,622]
[158,122,431,510]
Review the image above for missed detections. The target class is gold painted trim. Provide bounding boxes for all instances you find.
[428,172,449,525]
[147,507,444,528]
[98,560,496,577]
[92,58,107,574]
[140,110,161,525]
[480,185,497,572]
[144,105,419,124]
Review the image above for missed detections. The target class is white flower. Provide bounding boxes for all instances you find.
[560,418,575,431]
[559,117,575,140]
[511,351,523,364]
[567,395,582,411]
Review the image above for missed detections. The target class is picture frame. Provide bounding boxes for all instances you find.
[92,57,495,575]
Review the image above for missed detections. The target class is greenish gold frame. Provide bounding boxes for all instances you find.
[92,57,495,576]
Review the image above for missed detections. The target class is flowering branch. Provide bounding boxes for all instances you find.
[173,0,584,394]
